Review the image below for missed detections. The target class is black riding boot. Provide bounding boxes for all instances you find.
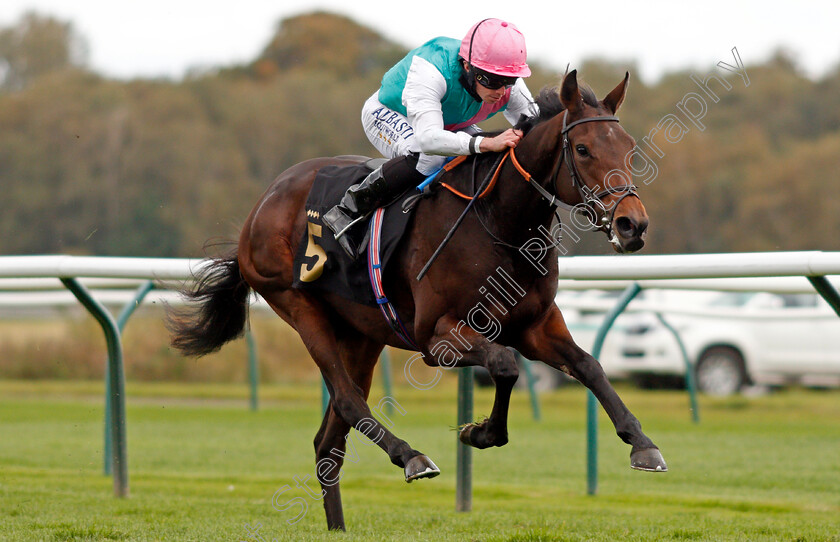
[323,155,425,258]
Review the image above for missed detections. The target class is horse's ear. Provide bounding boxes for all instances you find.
[603,71,630,114]
[560,69,583,112]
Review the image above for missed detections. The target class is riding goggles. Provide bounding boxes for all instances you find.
[473,68,517,90]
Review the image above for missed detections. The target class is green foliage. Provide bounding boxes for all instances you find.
[0,11,88,91]
[253,11,405,79]
[0,11,839,256]
[607,51,840,254]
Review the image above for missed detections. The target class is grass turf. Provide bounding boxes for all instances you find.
[1,378,838,541]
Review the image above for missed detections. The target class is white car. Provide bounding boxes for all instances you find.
[557,289,636,380]
[595,290,840,395]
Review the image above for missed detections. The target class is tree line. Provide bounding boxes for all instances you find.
[2,11,839,257]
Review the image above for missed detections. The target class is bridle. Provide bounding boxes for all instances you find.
[550,111,639,234]
[473,111,639,249]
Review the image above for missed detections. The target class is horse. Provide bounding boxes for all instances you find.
[168,70,667,532]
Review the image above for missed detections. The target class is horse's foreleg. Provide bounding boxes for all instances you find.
[458,343,519,449]
[426,315,519,449]
[518,307,667,471]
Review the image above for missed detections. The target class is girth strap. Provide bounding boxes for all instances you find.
[367,208,420,350]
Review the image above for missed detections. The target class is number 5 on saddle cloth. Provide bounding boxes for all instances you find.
[292,158,459,349]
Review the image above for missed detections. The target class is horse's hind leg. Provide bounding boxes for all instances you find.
[519,306,667,472]
[313,403,349,531]
[313,335,379,531]
[264,290,439,484]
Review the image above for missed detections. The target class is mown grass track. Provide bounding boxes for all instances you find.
[1,378,838,541]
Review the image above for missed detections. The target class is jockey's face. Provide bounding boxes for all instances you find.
[461,60,513,105]
[475,79,508,104]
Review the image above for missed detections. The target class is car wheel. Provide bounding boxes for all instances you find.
[695,346,747,396]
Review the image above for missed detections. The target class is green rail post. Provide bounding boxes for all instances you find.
[246,330,259,411]
[321,378,330,416]
[587,282,642,496]
[807,276,840,317]
[516,351,541,422]
[61,278,129,497]
[101,280,155,475]
[655,313,700,424]
[379,348,394,416]
[456,366,474,512]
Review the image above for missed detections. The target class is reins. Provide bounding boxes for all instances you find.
[436,150,563,254]
[439,147,558,207]
[439,151,508,201]
[418,112,639,279]
[440,113,637,222]
[416,152,506,281]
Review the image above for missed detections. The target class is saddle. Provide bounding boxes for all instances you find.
[292,159,416,307]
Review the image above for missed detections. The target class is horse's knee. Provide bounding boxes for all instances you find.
[314,419,346,462]
[331,394,365,424]
[315,434,337,462]
[487,349,519,386]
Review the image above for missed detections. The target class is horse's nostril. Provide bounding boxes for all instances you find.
[615,216,636,238]
[636,217,649,237]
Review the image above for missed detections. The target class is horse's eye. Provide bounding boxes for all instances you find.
[576,144,589,157]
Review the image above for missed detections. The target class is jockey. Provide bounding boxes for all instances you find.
[323,18,539,258]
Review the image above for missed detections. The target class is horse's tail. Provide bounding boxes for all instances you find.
[167,253,250,357]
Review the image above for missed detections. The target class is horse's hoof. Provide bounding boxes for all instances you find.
[458,424,475,446]
[458,422,506,449]
[630,447,668,472]
[405,455,440,483]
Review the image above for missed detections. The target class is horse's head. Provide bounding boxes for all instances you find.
[554,70,649,253]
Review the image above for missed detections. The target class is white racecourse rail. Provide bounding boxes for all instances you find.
[5,252,840,298]
[0,255,202,281]
[3,250,840,290]
[552,250,840,280]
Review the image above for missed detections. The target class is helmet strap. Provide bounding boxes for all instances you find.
[459,19,494,102]
[467,18,491,66]
[459,61,482,102]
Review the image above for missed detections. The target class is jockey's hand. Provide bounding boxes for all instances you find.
[480,129,523,153]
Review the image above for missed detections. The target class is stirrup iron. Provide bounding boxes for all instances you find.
[333,213,370,240]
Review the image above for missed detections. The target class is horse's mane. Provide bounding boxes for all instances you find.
[516,80,599,134]
[469,76,599,166]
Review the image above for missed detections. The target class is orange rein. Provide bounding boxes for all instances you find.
[439,148,533,200]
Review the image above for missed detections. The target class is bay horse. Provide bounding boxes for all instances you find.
[169,70,667,532]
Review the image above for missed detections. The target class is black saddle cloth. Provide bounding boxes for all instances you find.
[291,161,416,307]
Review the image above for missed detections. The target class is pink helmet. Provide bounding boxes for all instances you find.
[459,18,531,78]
